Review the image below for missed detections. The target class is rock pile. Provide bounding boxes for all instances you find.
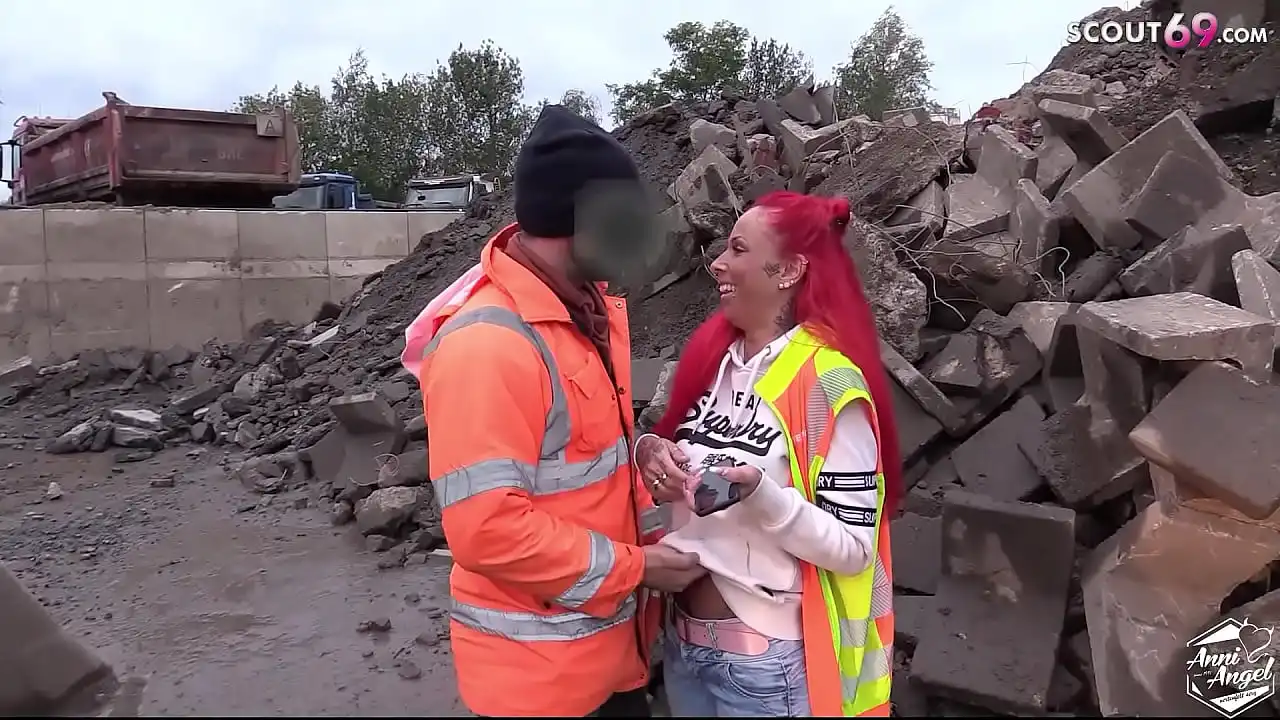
[3,1,1280,715]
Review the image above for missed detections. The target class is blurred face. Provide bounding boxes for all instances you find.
[706,206,807,330]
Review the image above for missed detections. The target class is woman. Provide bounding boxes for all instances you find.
[632,191,903,717]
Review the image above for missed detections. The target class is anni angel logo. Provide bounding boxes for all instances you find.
[1240,620,1275,664]
[1186,616,1279,718]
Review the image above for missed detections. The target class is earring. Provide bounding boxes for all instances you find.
[779,280,793,289]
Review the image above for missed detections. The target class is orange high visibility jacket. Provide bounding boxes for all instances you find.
[417,225,663,717]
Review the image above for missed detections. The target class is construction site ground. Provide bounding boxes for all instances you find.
[0,444,466,716]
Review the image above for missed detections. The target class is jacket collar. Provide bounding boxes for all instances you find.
[481,223,612,325]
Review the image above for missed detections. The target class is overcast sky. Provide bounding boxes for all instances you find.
[1,0,1126,140]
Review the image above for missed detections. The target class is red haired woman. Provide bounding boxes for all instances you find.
[633,191,902,717]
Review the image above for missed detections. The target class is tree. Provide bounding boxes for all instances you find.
[831,7,935,121]
[557,89,603,126]
[607,21,812,125]
[530,89,605,127]
[741,38,814,100]
[233,50,433,201]
[422,41,534,179]
[234,42,534,195]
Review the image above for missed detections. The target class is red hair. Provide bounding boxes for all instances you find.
[652,191,903,519]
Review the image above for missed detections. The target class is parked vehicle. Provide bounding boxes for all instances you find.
[271,172,375,210]
[1,92,301,207]
[403,174,494,211]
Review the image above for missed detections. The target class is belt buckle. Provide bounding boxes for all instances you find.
[705,622,719,651]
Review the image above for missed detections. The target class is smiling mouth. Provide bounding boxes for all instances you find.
[718,283,736,298]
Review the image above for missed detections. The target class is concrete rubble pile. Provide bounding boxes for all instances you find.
[1,1,1280,715]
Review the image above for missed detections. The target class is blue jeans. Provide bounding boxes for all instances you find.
[662,621,811,717]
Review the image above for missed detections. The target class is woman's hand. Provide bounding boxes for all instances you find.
[636,435,695,504]
[711,465,763,499]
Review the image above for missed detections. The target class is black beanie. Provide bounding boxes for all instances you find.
[514,105,642,238]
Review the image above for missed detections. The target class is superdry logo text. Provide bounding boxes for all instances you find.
[675,391,782,457]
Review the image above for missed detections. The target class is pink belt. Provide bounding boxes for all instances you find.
[670,605,771,656]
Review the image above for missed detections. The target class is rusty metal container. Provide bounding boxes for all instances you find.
[13,93,301,207]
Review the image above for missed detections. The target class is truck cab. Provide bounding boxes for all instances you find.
[403,174,494,211]
[272,172,375,210]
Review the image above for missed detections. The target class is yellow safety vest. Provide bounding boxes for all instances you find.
[754,327,894,716]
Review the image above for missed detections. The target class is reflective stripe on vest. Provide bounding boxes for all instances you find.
[754,328,894,716]
[422,305,636,638]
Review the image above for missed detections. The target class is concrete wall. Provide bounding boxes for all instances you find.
[0,208,459,364]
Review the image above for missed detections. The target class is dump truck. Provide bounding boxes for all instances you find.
[2,92,301,208]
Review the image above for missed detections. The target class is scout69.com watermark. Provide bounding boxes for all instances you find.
[1067,12,1273,48]
[1186,617,1277,717]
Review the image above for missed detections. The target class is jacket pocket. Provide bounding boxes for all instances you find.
[564,361,624,456]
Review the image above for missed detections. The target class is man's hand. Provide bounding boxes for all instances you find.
[636,435,695,504]
[641,545,707,593]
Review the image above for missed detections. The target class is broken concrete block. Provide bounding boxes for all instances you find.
[1060,110,1235,251]
[636,359,678,433]
[924,229,1037,314]
[1131,361,1280,519]
[890,513,941,593]
[672,145,740,214]
[880,339,966,434]
[940,175,1009,243]
[1077,326,1154,434]
[913,491,1075,714]
[1009,179,1059,275]
[1232,249,1280,349]
[1082,501,1280,716]
[1122,151,1238,244]
[0,356,35,387]
[842,216,928,361]
[1007,301,1079,357]
[975,125,1037,204]
[329,392,402,434]
[1042,312,1083,412]
[0,564,117,715]
[924,332,982,395]
[883,107,931,126]
[106,408,163,432]
[1060,249,1126,302]
[688,118,735,155]
[887,180,946,229]
[1075,292,1274,380]
[888,377,943,463]
[894,594,936,653]
[1036,99,1126,166]
[778,86,821,125]
[169,381,229,416]
[950,395,1045,502]
[777,117,858,159]
[811,85,837,126]
[355,486,424,536]
[744,134,778,172]
[1030,83,1097,108]
[1119,224,1251,303]
[1024,398,1146,509]
[754,98,788,138]
[924,311,1042,428]
[1034,133,1076,199]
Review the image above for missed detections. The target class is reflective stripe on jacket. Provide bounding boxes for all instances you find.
[754,326,894,717]
[417,225,662,716]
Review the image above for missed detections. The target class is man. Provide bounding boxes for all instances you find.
[416,105,706,717]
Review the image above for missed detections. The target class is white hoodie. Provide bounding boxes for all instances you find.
[657,327,881,640]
